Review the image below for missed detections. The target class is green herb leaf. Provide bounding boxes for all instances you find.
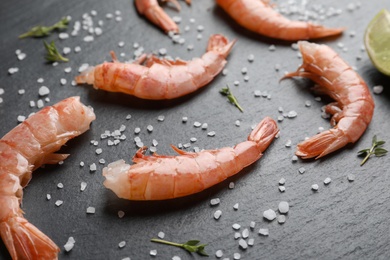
[44,41,69,63]
[19,17,69,39]
[219,85,244,112]
[359,135,387,166]
[151,238,208,256]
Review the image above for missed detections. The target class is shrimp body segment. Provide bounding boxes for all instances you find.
[282,41,375,159]
[103,117,279,200]
[135,0,191,33]
[216,0,344,41]
[0,96,95,259]
[75,34,236,100]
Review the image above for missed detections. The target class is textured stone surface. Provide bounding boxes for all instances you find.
[0,0,390,259]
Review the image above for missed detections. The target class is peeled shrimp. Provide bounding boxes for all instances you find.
[0,96,95,259]
[135,0,191,33]
[103,117,278,200]
[216,0,344,41]
[282,41,375,159]
[75,34,236,100]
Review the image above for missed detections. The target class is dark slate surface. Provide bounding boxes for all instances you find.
[1,0,390,259]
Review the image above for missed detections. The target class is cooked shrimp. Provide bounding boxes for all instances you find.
[216,0,344,41]
[75,34,236,100]
[135,0,191,33]
[0,96,95,259]
[282,41,375,159]
[103,117,278,200]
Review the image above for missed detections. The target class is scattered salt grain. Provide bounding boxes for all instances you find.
[80,161,85,167]
[118,241,126,248]
[78,63,89,73]
[324,177,332,185]
[64,67,72,73]
[134,127,141,134]
[373,85,383,94]
[37,78,44,83]
[235,120,241,127]
[298,167,305,174]
[311,184,319,191]
[99,159,105,164]
[147,125,154,132]
[348,174,355,182]
[291,155,298,162]
[86,207,96,214]
[263,209,276,221]
[248,238,254,246]
[80,182,87,191]
[207,131,216,137]
[55,200,63,207]
[242,228,249,238]
[17,53,26,61]
[215,250,223,258]
[285,140,292,148]
[172,256,181,260]
[277,115,284,122]
[46,194,51,200]
[269,45,276,51]
[83,35,94,42]
[17,115,26,122]
[0,88,3,95]
[249,221,256,230]
[57,183,64,189]
[287,110,298,118]
[278,215,286,224]
[118,41,125,47]
[234,252,241,260]
[239,239,248,250]
[193,121,201,127]
[229,182,235,189]
[222,69,228,76]
[254,90,261,97]
[157,231,165,239]
[243,75,250,82]
[64,237,75,252]
[89,163,97,172]
[18,89,25,95]
[118,210,125,218]
[233,203,239,210]
[278,201,289,214]
[60,78,67,85]
[234,232,241,239]
[232,223,241,230]
[8,67,19,74]
[95,148,103,155]
[59,33,69,40]
[258,228,269,236]
[37,99,44,108]
[210,198,220,206]
[234,80,240,86]
[214,210,222,220]
[74,46,81,53]
[150,249,157,256]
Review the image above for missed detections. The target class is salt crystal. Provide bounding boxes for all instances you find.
[312,184,319,191]
[234,80,240,86]
[172,256,181,260]
[348,174,355,182]
[157,231,165,239]
[254,90,262,97]
[222,69,228,76]
[118,241,126,248]
[78,63,89,72]
[248,238,254,246]
[18,89,25,94]
[80,161,85,167]
[8,67,19,74]
[64,240,74,252]
[118,210,125,218]
[89,163,97,172]
[210,198,220,206]
[233,203,239,210]
[278,201,289,214]
[298,167,305,174]
[95,148,103,155]
[150,249,157,256]
[373,85,383,94]
[0,88,4,95]
[17,53,26,61]
[86,207,96,214]
[74,46,81,53]
[64,67,72,73]
[291,155,298,162]
[263,209,276,221]
[234,232,241,239]
[247,54,255,62]
[134,127,141,134]
[232,223,241,230]
[324,177,331,185]
[278,215,286,224]
[59,33,69,39]
[60,78,67,85]
[233,252,241,260]
[17,115,26,122]
[249,221,256,230]
[80,182,87,191]
[258,228,269,236]
[229,182,235,189]
[214,210,222,220]
[269,45,276,51]
[194,121,201,127]
[279,178,286,185]
[238,239,248,250]
[46,194,51,200]
[242,228,249,238]
[83,35,94,42]
[147,125,153,132]
[287,110,298,118]
[215,250,223,258]
[57,183,64,189]
[207,131,216,137]
[55,200,63,207]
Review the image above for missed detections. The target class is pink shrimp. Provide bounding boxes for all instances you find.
[216,0,344,41]
[282,41,375,159]
[103,117,278,200]
[0,96,95,259]
[135,0,191,33]
[75,34,236,100]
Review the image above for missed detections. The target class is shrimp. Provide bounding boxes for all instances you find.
[75,34,236,100]
[216,0,344,41]
[0,96,95,259]
[103,117,278,201]
[135,0,191,33]
[282,41,375,159]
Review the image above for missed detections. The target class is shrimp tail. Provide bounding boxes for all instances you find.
[307,23,345,39]
[0,216,59,259]
[296,128,349,159]
[206,34,237,58]
[248,117,279,151]
[75,66,95,85]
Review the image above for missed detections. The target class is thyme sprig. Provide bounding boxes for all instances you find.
[151,238,208,256]
[19,17,69,38]
[219,85,243,112]
[44,41,69,62]
[358,135,387,166]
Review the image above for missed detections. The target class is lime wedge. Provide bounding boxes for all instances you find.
[364,9,390,76]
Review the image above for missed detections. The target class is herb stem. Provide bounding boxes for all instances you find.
[151,238,182,248]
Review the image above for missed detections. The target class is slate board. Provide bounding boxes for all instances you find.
[1,0,390,259]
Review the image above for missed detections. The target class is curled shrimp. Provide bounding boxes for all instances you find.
[216,0,344,41]
[282,41,375,159]
[103,117,278,200]
[0,96,95,259]
[135,0,191,33]
[75,34,236,100]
